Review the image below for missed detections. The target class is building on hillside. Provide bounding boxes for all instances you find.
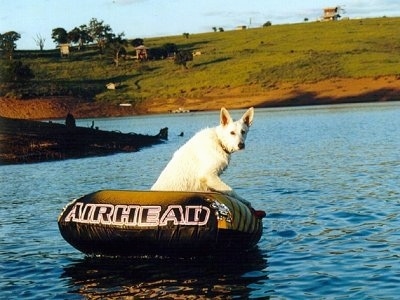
[321,7,341,21]
[134,45,148,60]
[235,25,247,30]
[59,44,70,57]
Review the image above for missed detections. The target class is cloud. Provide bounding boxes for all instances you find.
[342,0,400,17]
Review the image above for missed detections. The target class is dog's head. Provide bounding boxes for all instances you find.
[216,107,254,154]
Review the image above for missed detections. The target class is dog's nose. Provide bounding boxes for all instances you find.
[238,142,245,149]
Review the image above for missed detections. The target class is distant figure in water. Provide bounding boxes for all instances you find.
[91,120,95,129]
[179,131,184,137]
[65,113,76,128]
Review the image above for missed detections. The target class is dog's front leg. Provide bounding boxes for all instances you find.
[201,174,232,193]
[202,175,252,207]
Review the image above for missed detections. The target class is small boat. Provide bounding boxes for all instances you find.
[58,190,265,257]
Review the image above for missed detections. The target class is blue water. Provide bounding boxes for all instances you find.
[1,102,400,299]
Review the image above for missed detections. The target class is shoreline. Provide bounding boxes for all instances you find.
[1,76,399,120]
[0,116,168,165]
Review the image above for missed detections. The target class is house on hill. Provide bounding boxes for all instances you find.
[59,43,70,57]
[235,25,247,30]
[134,45,148,60]
[321,7,341,21]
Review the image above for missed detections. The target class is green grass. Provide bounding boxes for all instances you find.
[2,17,400,104]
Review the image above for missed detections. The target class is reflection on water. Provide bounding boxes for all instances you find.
[1,102,400,299]
[62,250,269,299]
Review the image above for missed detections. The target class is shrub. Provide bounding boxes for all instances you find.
[174,50,193,68]
[1,60,34,82]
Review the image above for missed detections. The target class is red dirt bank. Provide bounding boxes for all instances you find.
[1,76,399,119]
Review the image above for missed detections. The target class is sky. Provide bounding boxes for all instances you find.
[1,0,400,50]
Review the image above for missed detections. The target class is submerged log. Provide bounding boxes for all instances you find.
[0,116,168,165]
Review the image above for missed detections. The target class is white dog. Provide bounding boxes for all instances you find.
[151,107,254,206]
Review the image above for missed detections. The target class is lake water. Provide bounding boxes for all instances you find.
[1,102,400,299]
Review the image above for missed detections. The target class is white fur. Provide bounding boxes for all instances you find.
[151,107,254,205]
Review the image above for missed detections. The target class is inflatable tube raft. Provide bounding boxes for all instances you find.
[58,190,265,256]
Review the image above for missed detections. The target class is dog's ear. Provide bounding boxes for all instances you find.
[242,107,254,127]
[220,107,232,126]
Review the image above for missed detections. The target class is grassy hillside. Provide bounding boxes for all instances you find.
[2,17,400,106]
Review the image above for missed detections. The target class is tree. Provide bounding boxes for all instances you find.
[131,38,144,47]
[68,26,91,50]
[87,18,113,53]
[182,32,189,39]
[0,31,21,60]
[159,43,178,58]
[80,25,93,47]
[212,27,217,32]
[147,43,177,60]
[218,27,224,32]
[33,33,46,51]
[263,21,272,27]
[68,27,82,50]
[1,60,34,82]
[51,27,68,45]
[174,50,193,69]
[107,33,127,67]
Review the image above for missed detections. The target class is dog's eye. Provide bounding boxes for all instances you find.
[230,131,235,135]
